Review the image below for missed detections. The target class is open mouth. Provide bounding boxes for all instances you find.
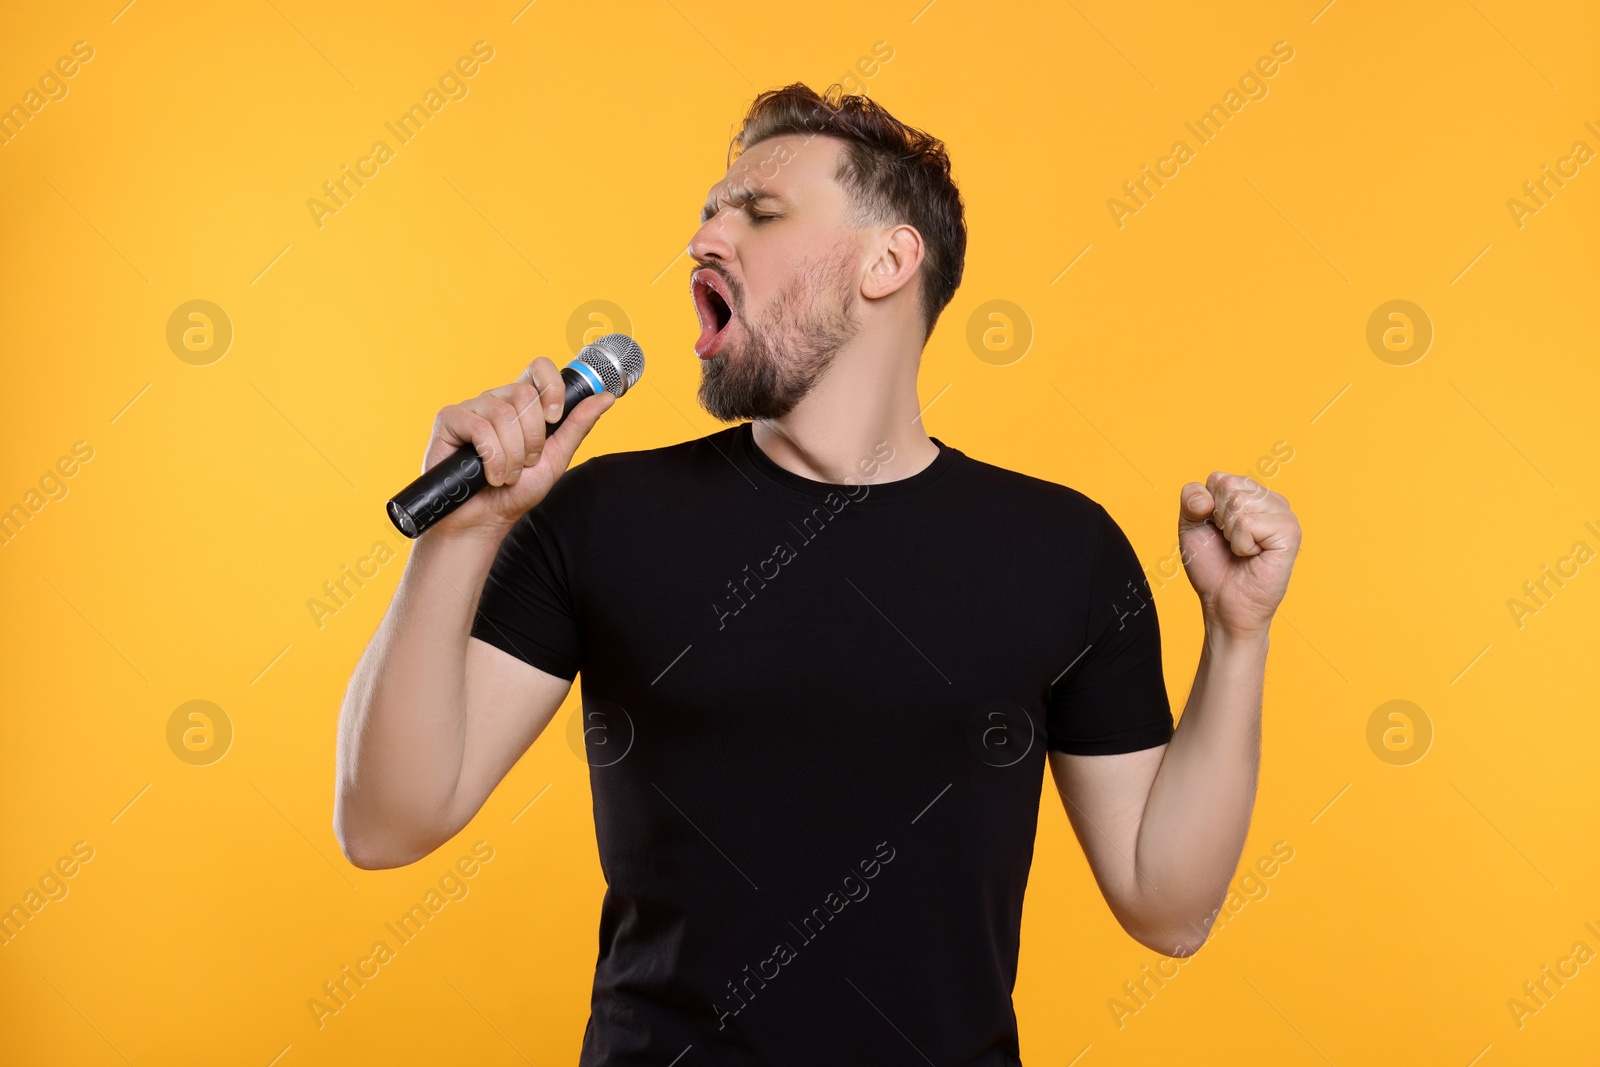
[692,269,736,359]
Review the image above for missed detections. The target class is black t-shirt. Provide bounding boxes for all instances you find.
[471,421,1173,1066]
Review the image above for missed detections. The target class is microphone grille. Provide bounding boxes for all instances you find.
[577,333,646,396]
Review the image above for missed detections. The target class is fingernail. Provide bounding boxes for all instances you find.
[547,404,560,419]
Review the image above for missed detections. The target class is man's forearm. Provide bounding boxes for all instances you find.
[1128,626,1269,953]
[333,526,506,866]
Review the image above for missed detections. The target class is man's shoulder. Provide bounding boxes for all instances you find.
[949,447,1110,523]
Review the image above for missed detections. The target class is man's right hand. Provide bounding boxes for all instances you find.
[337,354,609,868]
[422,356,616,537]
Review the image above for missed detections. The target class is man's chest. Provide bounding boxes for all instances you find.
[576,503,1093,763]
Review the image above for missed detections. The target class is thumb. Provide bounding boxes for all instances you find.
[539,391,615,474]
[1178,482,1213,531]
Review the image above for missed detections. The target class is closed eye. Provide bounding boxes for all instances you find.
[699,191,785,225]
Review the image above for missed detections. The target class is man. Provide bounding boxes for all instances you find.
[334,83,1301,1065]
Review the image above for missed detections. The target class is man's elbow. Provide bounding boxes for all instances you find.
[1135,927,1210,959]
[337,831,407,871]
[1117,907,1216,959]
[333,806,447,871]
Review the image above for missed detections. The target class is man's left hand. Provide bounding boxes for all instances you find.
[1178,472,1302,640]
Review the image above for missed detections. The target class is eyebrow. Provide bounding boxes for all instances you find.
[700,187,785,224]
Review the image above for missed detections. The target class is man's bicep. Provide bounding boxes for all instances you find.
[1048,743,1166,915]
[445,636,574,832]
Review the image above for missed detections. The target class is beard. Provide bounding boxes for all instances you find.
[697,243,862,421]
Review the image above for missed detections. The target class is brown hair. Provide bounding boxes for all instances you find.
[727,82,966,343]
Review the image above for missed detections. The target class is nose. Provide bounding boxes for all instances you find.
[688,210,733,267]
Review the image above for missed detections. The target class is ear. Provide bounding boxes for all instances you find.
[861,224,924,301]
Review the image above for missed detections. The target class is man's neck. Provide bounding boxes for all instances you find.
[748,334,940,487]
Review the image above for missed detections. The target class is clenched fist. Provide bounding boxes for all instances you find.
[1178,472,1302,640]
[423,356,615,537]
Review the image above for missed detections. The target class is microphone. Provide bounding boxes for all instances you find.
[385,333,645,538]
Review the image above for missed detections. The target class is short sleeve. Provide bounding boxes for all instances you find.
[1046,505,1174,755]
[469,460,599,680]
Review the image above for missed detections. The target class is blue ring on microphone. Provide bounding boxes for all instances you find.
[570,360,606,398]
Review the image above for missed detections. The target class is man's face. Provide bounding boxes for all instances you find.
[689,135,865,421]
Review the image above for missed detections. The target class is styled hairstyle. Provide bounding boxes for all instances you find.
[727,82,967,343]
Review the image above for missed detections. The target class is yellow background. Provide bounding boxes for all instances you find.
[2,0,1597,1063]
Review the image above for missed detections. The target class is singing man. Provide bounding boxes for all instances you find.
[334,82,1303,1065]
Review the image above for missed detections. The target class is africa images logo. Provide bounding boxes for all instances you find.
[305,41,495,229]
[711,441,895,631]
[710,840,897,1030]
[1106,40,1296,229]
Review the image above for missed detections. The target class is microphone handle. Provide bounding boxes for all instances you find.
[386,364,595,538]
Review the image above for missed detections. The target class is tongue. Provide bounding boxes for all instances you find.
[695,317,720,359]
